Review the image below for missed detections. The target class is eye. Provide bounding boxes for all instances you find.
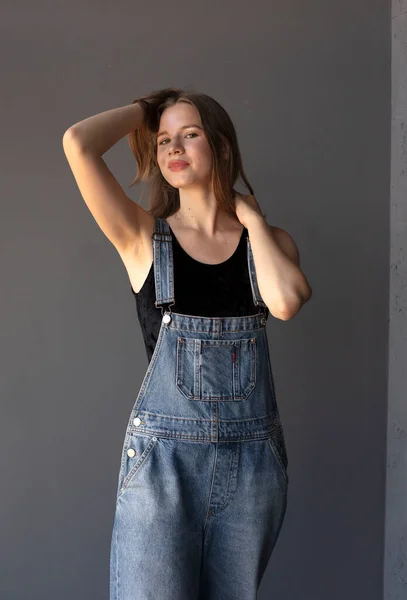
[158,132,197,146]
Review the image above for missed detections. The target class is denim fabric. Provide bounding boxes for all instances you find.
[109,217,289,600]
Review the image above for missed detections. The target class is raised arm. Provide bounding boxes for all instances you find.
[62,102,154,256]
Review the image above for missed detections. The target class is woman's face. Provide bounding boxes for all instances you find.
[156,102,213,189]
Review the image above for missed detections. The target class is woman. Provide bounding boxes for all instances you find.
[62,87,312,600]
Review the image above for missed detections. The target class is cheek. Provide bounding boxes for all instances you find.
[156,149,166,169]
[190,142,213,167]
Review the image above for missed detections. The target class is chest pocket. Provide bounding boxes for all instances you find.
[176,337,257,401]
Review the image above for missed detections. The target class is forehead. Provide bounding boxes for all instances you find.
[158,102,202,131]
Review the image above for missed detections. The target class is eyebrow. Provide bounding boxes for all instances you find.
[156,124,203,139]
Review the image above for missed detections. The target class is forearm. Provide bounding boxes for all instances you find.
[64,102,145,156]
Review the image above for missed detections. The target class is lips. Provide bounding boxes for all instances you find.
[168,161,190,171]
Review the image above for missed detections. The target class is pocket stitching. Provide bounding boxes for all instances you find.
[117,436,158,499]
[176,337,257,401]
[240,338,256,398]
[267,437,289,484]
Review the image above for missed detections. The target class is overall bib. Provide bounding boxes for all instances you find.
[109,217,289,600]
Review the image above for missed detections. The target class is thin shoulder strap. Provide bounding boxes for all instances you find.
[246,233,268,313]
[152,217,175,309]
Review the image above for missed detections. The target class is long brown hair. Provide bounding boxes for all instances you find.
[127,87,255,218]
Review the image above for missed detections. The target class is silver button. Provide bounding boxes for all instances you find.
[261,317,266,325]
[127,448,136,457]
[163,314,171,324]
[133,417,141,426]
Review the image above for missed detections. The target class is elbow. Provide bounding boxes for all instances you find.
[266,283,313,321]
[269,303,296,321]
[62,126,85,151]
[272,293,311,321]
[62,127,78,149]
[277,308,297,321]
[62,126,75,142]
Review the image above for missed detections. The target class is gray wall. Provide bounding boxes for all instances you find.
[384,1,407,599]
[1,1,391,599]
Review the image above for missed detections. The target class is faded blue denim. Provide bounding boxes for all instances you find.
[109,217,289,600]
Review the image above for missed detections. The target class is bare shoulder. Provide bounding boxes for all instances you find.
[269,225,301,266]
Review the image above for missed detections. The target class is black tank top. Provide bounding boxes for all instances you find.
[131,223,262,363]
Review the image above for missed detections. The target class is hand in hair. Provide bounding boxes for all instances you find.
[234,192,265,227]
[132,88,183,131]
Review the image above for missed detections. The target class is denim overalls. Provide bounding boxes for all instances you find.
[109,217,289,600]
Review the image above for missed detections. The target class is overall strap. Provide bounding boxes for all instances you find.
[246,233,268,317]
[152,217,175,312]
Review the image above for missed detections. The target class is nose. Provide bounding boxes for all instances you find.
[168,136,184,155]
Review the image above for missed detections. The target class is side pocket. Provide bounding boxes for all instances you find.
[267,435,289,485]
[116,434,158,500]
